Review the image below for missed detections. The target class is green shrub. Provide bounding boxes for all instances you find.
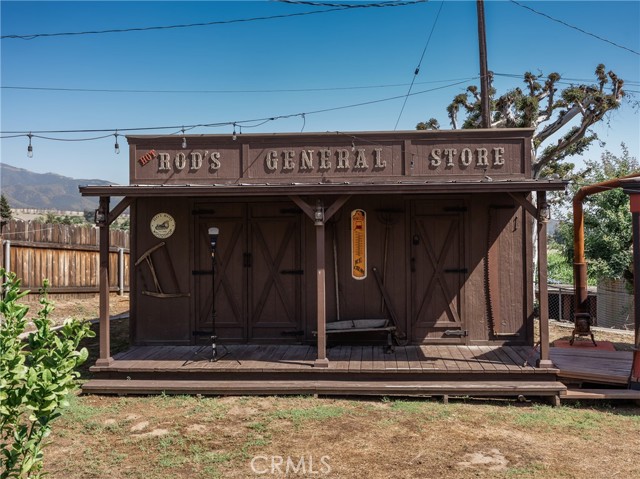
[0,270,95,478]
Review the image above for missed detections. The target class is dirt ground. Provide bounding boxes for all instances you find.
[21,293,130,331]
[42,394,640,479]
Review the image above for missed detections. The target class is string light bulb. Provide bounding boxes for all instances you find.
[232,123,237,141]
[27,133,33,158]
[114,131,120,154]
[181,128,187,149]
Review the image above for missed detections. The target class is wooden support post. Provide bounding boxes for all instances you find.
[96,196,113,366]
[536,191,553,368]
[289,195,350,367]
[314,203,329,368]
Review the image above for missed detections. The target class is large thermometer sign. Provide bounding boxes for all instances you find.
[351,209,367,280]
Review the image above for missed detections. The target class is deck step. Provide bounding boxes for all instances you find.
[82,379,566,397]
[562,388,640,400]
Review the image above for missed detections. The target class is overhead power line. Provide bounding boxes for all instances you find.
[3,74,637,97]
[1,1,427,40]
[0,77,473,95]
[493,72,640,87]
[393,0,445,130]
[509,0,640,56]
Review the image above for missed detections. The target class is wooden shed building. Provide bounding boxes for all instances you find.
[80,129,570,400]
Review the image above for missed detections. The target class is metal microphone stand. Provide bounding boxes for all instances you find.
[208,233,240,364]
[209,246,225,362]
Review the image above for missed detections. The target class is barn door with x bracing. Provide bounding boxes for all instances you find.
[195,203,303,343]
[411,201,466,343]
[195,205,246,342]
[248,204,303,341]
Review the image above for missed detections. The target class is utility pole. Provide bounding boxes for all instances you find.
[477,0,491,128]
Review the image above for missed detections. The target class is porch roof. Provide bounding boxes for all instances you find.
[79,178,566,197]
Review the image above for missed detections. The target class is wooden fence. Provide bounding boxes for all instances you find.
[0,219,130,297]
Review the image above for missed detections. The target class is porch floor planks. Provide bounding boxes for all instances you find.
[383,347,398,371]
[360,346,374,373]
[458,346,485,373]
[371,343,387,372]
[489,347,521,373]
[418,345,442,371]
[395,347,411,371]
[469,346,498,373]
[501,345,531,371]
[404,345,423,372]
[228,344,263,370]
[127,346,174,370]
[549,348,631,384]
[303,343,320,365]
[274,345,312,370]
[448,345,474,372]
[348,346,364,373]
[217,345,247,370]
[438,345,460,372]
[90,345,629,389]
[512,345,540,369]
[328,345,350,370]
[148,346,194,371]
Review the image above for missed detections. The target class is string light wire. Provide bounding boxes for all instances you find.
[0,78,475,140]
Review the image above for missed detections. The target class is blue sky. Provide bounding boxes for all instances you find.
[1,0,639,185]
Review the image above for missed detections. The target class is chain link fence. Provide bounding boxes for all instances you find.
[546,283,598,325]
[545,281,635,330]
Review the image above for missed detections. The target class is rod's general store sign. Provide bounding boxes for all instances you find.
[129,131,531,184]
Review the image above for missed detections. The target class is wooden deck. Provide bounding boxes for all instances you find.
[88,344,549,376]
[83,344,636,400]
[84,344,569,400]
[549,348,633,385]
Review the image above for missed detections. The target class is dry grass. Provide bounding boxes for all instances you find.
[42,394,640,479]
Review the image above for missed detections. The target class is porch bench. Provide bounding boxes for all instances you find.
[313,322,397,353]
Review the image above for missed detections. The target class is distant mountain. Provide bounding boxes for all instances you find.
[0,163,114,211]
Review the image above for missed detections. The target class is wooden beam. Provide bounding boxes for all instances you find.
[288,195,315,220]
[536,191,553,368]
[108,197,133,226]
[325,195,351,222]
[289,195,350,223]
[508,192,537,218]
[96,196,113,366]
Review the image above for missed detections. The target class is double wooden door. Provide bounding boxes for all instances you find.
[194,203,303,343]
[411,201,466,343]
